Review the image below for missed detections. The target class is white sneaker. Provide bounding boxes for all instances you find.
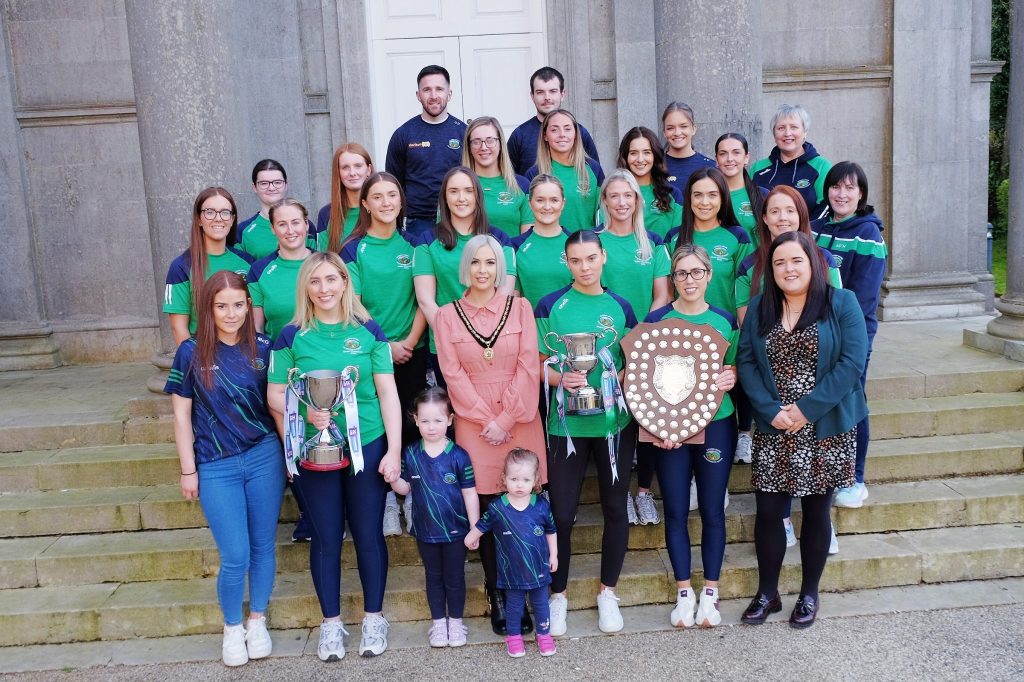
[669,588,696,628]
[383,491,402,537]
[597,587,623,633]
[783,517,797,548]
[317,621,347,662]
[834,482,868,508]
[723,489,730,511]
[402,492,415,534]
[734,432,753,464]
[696,587,721,628]
[222,624,248,667]
[549,593,568,636]
[428,618,448,647]
[635,491,661,525]
[244,615,272,659]
[689,479,698,511]
[626,492,639,525]
[829,522,839,555]
[359,613,389,657]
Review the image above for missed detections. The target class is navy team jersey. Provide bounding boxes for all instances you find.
[402,440,476,543]
[164,334,276,464]
[476,494,556,590]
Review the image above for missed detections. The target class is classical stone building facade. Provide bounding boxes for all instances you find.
[0,0,1006,369]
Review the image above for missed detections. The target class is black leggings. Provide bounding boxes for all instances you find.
[477,492,500,590]
[547,424,637,593]
[754,490,834,600]
[394,345,428,450]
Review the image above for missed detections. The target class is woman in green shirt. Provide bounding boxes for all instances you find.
[462,116,533,238]
[511,174,571,308]
[237,159,292,260]
[615,126,684,240]
[715,133,765,238]
[318,142,374,253]
[248,199,314,341]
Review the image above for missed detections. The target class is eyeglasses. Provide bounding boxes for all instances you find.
[255,179,286,190]
[200,208,236,221]
[469,137,499,149]
[671,268,709,282]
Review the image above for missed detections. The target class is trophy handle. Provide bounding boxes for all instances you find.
[337,365,360,404]
[599,326,619,349]
[286,367,318,411]
[543,331,563,356]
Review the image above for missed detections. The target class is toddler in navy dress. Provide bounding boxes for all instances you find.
[465,448,558,657]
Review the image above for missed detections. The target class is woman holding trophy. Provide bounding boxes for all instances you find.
[267,251,402,661]
[434,234,546,635]
[535,229,638,636]
[645,244,738,628]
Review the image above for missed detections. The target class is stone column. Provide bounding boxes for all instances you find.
[967,0,1024,360]
[0,13,60,369]
[880,2,986,319]
[613,0,658,135]
[653,0,763,156]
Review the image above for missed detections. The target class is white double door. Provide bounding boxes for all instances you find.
[367,0,548,164]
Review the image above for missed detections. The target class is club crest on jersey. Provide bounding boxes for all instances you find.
[668,175,677,183]
[795,179,811,189]
[712,245,729,258]
[532,525,544,536]
[343,338,362,353]
[704,448,723,463]
[833,254,844,267]
[443,472,457,484]
[251,358,266,371]
[396,253,413,268]
[235,269,249,278]
[634,248,649,265]
[558,252,568,264]
[448,139,460,150]
[740,201,752,214]
[598,314,615,330]
[497,191,513,205]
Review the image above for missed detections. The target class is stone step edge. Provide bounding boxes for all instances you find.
[2,576,1022,674]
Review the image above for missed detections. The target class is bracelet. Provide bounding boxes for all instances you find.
[180,470,197,476]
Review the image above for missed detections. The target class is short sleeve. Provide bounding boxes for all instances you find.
[164,339,196,398]
[455,446,476,488]
[502,245,518,278]
[475,506,495,533]
[519,195,535,226]
[368,322,396,374]
[412,242,435,277]
[735,271,753,309]
[653,243,671,277]
[162,256,192,314]
[541,500,556,534]
[268,330,297,384]
[248,276,265,308]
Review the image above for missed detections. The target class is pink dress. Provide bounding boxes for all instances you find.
[434,293,547,494]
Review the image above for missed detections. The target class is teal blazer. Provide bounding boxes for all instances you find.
[737,288,868,439]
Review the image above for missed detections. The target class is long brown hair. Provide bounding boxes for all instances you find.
[343,172,406,251]
[616,126,674,212]
[750,185,826,299]
[327,142,374,253]
[436,167,490,250]
[193,271,257,390]
[188,187,239,316]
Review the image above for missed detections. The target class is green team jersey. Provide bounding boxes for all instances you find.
[315,207,360,252]
[534,286,637,437]
[730,186,757,236]
[644,304,738,421]
[511,227,571,308]
[639,183,684,240]
[163,247,254,334]
[595,228,671,319]
[269,319,393,443]
[550,160,600,232]
[341,230,421,347]
[413,230,517,352]
[247,253,305,341]
[688,226,754,315]
[479,175,533,239]
[238,213,279,260]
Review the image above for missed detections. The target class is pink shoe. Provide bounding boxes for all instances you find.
[506,634,526,658]
[537,633,556,657]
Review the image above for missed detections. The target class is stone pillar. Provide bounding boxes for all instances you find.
[613,0,658,135]
[653,0,763,156]
[0,13,60,369]
[880,2,986,320]
[967,0,1024,360]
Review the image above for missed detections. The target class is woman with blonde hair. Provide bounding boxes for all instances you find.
[267,251,402,661]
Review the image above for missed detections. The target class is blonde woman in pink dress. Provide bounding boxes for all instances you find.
[434,233,546,636]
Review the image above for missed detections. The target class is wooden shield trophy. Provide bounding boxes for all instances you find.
[620,318,729,444]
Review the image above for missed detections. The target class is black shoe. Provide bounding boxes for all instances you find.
[740,592,782,625]
[789,595,818,629]
[291,513,311,543]
[520,599,534,636]
[487,588,507,636]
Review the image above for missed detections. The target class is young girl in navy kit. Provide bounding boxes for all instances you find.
[390,388,479,648]
[465,449,558,658]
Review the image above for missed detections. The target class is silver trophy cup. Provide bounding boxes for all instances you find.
[287,367,359,469]
[544,329,618,416]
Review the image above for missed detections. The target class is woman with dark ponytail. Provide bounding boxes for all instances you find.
[715,133,767,237]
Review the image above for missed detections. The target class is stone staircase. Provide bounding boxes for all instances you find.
[0,324,1022,648]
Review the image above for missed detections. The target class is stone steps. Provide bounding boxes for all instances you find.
[2,474,1020,590]
[0,523,1020,646]
[3,429,1020,496]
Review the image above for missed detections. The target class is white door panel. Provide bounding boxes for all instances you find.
[459,32,546,135]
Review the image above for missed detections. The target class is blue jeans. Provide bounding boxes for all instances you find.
[654,417,736,581]
[505,586,550,635]
[293,435,389,617]
[198,434,286,625]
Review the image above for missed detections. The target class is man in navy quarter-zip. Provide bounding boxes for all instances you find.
[386,65,467,238]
